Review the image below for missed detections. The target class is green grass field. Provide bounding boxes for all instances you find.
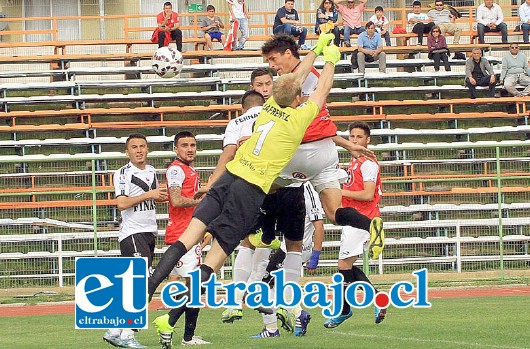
[1,296,529,349]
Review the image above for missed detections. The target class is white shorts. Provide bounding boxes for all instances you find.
[170,243,202,278]
[338,226,370,260]
[274,138,348,191]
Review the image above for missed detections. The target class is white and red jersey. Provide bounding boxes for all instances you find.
[165,159,200,244]
[342,156,382,219]
[297,66,338,143]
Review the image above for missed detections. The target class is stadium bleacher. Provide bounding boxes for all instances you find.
[0,4,529,287]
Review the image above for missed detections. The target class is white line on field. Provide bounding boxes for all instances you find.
[332,331,526,349]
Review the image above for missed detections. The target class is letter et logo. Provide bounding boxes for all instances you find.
[75,257,148,329]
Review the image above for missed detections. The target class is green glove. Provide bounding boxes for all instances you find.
[311,32,335,56]
[323,45,341,66]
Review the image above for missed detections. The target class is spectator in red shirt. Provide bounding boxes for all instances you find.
[152,1,183,51]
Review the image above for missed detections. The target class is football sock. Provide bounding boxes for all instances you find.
[200,264,214,283]
[149,240,188,300]
[283,251,302,313]
[120,329,134,339]
[233,246,254,304]
[183,308,200,342]
[335,207,371,231]
[250,248,272,282]
[263,249,286,287]
[168,305,186,327]
[339,268,355,315]
[107,328,121,337]
[351,265,378,293]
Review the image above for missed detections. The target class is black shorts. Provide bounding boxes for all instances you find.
[120,232,156,268]
[257,185,306,242]
[193,171,266,255]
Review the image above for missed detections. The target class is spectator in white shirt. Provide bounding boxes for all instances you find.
[519,0,530,43]
[476,0,507,44]
[369,6,391,46]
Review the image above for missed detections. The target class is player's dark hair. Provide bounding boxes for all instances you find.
[348,122,371,136]
[285,0,295,3]
[242,90,266,109]
[206,5,215,11]
[125,133,147,147]
[174,131,196,144]
[164,2,172,7]
[250,68,274,85]
[412,0,421,7]
[375,6,384,12]
[261,34,300,59]
[365,21,375,29]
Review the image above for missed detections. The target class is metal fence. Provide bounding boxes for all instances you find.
[0,141,529,288]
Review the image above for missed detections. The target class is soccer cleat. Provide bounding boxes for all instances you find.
[323,310,353,328]
[248,229,281,249]
[369,217,385,259]
[251,327,280,339]
[375,306,387,324]
[294,310,311,336]
[221,308,243,323]
[120,336,147,349]
[103,330,124,347]
[153,314,175,349]
[276,308,295,332]
[181,336,211,345]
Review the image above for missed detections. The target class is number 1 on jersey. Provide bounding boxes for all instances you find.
[252,120,275,156]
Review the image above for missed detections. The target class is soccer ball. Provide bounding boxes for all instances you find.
[152,46,184,78]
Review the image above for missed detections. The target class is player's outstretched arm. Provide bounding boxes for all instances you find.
[308,45,340,110]
[293,32,334,85]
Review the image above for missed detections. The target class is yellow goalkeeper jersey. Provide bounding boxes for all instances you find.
[226,96,319,193]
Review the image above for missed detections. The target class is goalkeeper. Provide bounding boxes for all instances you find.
[147,32,341,306]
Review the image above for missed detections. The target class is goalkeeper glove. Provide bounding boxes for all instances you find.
[323,44,341,66]
[311,32,335,56]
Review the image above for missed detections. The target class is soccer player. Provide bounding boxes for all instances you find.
[147,32,339,302]
[196,75,272,324]
[103,134,167,349]
[152,131,210,347]
[207,89,274,323]
[259,34,384,258]
[202,71,272,192]
[252,181,324,338]
[324,122,386,329]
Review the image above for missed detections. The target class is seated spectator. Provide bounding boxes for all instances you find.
[273,0,309,50]
[200,5,226,51]
[427,0,462,44]
[356,21,386,74]
[336,0,366,47]
[152,1,183,51]
[315,0,341,46]
[427,26,450,72]
[500,43,530,97]
[519,0,530,43]
[465,48,496,99]
[369,6,391,46]
[476,0,507,44]
[408,1,435,45]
